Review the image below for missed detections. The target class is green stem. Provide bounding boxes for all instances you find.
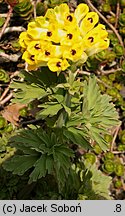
[56,91,71,128]
[56,69,76,128]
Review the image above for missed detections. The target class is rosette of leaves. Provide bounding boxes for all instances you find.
[13,0,33,20]
[0,69,9,82]
[3,128,74,190]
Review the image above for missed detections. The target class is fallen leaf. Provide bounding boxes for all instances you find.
[1,103,26,126]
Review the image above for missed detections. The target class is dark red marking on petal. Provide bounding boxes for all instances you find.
[56,62,61,67]
[30,55,35,61]
[47,31,52,37]
[88,36,94,42]
[45,51,50,56]
[67,15,73,22]
[88,17,93,23]
[71,49,76,55]
[67,33,73,39]
[34,44,40,50]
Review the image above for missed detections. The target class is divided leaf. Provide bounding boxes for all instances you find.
[10,81,48,104]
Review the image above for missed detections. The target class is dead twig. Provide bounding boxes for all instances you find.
[0,71,19,102]
[0,92,13,106]
[115,1,120,29]
[0,52,21,62]
[85,0,124,48]
[98,68,122,75]
[4,26,26,34]
[0,13,13,18]
[0,6,13,40]
[110,124,121,152]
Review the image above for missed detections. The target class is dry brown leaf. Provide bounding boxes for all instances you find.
[1,103,26,126]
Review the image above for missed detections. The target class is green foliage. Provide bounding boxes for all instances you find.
[0,69,9,83]
[64,76,119,151]
[14,0,33,20]
[3,128,73,189]
[72,160,112,200]
[1,0,124,200]
[0,17,5,27]
[10,81,48,104]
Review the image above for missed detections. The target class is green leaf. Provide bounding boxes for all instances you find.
[3,155,38,175]
[3,128,73,186]
[85,162,112,199]
[0,17,5,27]
[10,81,48,104]
[81,76,119,150]
[63,127,91,150]
[37,103,62,119]
[45,155,54,174]
[29,154,47,183]
[82,76,120,129]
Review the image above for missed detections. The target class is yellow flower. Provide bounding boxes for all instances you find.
[27,22,48,40]
[74,3,89,25]
[80,12,99,36]
[60,27,82,46]
[22,51,36,65]
[47,58,70,72]
[27,41,41,55]
[19,3,109,72]
[62,44,84,61]
[36,42,54,62]
[19,32,32,49]
[54,3,69,26]
[86,38,110,56]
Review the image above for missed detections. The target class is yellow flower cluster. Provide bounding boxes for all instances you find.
[19,3,109,72]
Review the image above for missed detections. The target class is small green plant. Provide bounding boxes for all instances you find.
[1,2,123,200]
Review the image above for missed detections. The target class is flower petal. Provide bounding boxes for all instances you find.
[74,3,89,25]
[80,12,99,36]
